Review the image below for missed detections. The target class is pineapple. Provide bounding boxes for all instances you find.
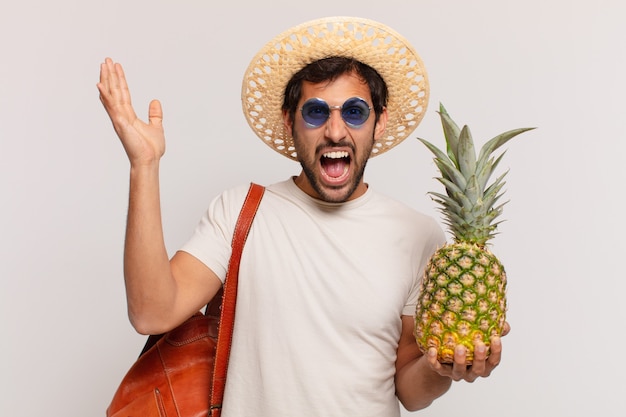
[415,103,534,364]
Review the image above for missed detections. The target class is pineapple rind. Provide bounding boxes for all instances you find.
[415,242,507,364]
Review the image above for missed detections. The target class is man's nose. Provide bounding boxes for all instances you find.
[324,108,348,142]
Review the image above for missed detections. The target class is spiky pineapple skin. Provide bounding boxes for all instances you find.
[415,241,507,364]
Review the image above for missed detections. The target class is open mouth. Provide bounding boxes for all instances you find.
[320,150,350,182]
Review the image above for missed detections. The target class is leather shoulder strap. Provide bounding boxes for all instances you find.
[210,182,265,416]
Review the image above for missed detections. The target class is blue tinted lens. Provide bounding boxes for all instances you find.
[341,97,370,127]
[301,99,329,127]
[300,97,371,128]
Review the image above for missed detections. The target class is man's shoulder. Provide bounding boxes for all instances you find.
[215,178,294,210]
[367,189,444,238]
[368,189,431,218]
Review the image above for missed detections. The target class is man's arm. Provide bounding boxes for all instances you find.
[395,315,452,410]
[97,58,221,335]
[395,315,507,411]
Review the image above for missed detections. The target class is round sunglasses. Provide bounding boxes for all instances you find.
[300,97,372,128]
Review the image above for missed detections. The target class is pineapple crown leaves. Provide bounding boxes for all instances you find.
[418,103,535,246]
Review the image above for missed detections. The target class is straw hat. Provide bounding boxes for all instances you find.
[241,16,429,160]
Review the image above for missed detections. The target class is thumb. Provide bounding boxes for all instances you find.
[148,99,163,128]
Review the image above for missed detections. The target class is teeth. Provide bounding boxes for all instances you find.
[323,151,349,159]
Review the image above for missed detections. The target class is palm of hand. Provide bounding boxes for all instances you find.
[98,58,165,165]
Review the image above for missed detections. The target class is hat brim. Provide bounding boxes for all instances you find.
[241,16,429,160]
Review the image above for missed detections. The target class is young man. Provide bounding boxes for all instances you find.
[98,16,506,417]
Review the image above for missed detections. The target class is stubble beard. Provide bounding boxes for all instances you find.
[294,132,375,203]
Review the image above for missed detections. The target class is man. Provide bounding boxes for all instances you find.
[98,16,506,417]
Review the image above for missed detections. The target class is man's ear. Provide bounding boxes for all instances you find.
[374,107,388,140]
[282,110,293,137]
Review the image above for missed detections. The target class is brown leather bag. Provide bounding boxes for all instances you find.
[106,183,265,417]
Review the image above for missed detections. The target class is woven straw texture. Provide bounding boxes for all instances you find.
[241,16,429,160]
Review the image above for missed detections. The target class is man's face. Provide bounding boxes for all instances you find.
[283,72,387,203]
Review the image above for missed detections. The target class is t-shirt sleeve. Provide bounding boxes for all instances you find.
[178,185,249,283]
[402,217,446,316]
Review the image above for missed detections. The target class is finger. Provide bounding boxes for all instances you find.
[98,58,121,104]
[429,347,444,366]
[148,99,163,128]
[468,343,487,379]
[487,336,503,368]
[114,61,132,105]
[97,59,110,96]
[99,59,123,103]
[98,58,117,101]
[502,321,511,336]
[450,345,468,381]
[106,58,119,93]
[426,348,455,379]
[106,61,124,102]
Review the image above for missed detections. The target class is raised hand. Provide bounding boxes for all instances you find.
[97,58,165,166]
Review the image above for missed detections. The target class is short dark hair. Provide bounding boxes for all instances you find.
[282,56,388,126]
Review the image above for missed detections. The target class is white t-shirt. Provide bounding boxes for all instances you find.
[180,178,445,417]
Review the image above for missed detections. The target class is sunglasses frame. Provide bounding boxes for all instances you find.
[299,97,372,129]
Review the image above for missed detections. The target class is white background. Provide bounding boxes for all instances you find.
[1,1,624,416]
